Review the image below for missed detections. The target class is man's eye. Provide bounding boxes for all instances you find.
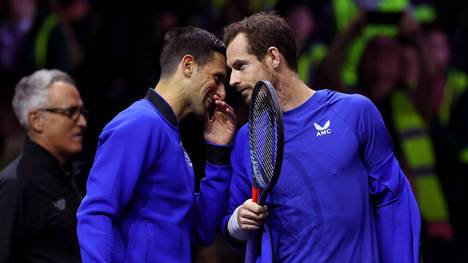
[215,74,226,83]
[66,107,80,115]
[233,62,246,71]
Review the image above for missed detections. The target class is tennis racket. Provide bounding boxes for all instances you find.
[245,80,284,263]
[249,80,284,205]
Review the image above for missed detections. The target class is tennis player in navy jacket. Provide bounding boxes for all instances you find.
[77,26,236,263]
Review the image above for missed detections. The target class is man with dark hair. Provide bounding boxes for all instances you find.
[222,12,421,262]
[0,69,87,263]
[77,26,236,263]
[159,27,227,78]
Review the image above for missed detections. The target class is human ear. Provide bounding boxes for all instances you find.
[28,111,45,133]
[266,47,281,69]
[182,55,195,78]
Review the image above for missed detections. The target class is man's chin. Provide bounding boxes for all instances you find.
[65,145,83,157]
[243,95,252,106]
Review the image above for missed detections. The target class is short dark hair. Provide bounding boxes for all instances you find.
[159,26,226,79]
[223,12,298,71]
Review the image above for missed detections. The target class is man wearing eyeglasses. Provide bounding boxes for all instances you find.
[0,69,87,263]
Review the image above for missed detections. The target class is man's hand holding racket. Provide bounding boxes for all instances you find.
[237,199,268,231]
[228,199,268,241]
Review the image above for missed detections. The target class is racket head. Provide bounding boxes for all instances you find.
[248,80,284,205]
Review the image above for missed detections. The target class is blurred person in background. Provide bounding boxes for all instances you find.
[397,16,455,249]
[0,0,37,170]
[0,0,76,171]
[320,11,455,262]
[424,24,468,261]
[277,0,328,87]
[396,34,455,262]
[48,0,91,70]
[0,0,36,83]
[0,69,87,263]
[12,0,72,75]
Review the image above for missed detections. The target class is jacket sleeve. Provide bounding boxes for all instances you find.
[0,157,23,263]
[76,117,158,262]
[192,143,232,246]
[359,97,421,263]
[0,175,19,263]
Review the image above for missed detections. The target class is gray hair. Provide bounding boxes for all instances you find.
[12,69,76,128]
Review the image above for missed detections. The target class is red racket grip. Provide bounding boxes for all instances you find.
[252,186,260,203]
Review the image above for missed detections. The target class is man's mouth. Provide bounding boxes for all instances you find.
[73,130,84,138]
[72,134,83,141]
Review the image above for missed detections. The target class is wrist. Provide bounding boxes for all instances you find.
[228,206,249,241]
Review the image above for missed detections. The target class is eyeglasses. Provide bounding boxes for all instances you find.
[37,106,89,121]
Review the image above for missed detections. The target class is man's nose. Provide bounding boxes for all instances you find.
[229,71,240,87]
[77,113,87,128]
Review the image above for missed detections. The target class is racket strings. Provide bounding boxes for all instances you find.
[250,88,280,187]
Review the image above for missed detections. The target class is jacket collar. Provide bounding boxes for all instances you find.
[22,136,71,178]
[145,88,178,126]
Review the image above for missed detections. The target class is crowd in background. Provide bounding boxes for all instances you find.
[1,0,467,262]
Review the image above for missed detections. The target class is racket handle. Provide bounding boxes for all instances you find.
[252,186,260,203]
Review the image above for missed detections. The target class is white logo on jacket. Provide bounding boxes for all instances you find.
[53,198,66,211]
[314,120,332,137]
[180,141,193,167]
[183,150,193,167]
